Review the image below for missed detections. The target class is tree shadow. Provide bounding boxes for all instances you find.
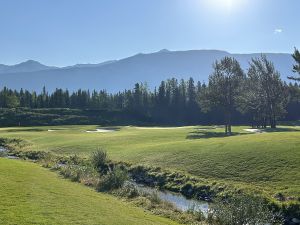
[186,126,300,139]
[263,127,300,133]
[5,128,45,132]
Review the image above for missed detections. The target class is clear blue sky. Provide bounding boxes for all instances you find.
[0,0,299,66]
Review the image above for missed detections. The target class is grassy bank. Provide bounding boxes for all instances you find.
[0,158,180,225]
[1,125,300,207]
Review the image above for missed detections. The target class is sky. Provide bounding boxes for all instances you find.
[0,0,299,66]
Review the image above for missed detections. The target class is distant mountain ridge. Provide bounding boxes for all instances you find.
[0,60,57,74]
[0,50,294,92]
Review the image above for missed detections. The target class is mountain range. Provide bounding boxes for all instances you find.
[0,50,295,92]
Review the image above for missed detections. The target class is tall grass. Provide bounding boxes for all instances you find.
[90,149,108,174]
[97,166,128,192]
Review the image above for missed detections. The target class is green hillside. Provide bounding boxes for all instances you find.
[0,158,179,225]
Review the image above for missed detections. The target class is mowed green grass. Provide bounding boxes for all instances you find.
[1,125,300,198]
[0,158,179,225]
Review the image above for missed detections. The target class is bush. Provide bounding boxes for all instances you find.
[117,182,140,198]
[0,137,29,150]
[40,153,57,168]
[181,182,194,198]
[96,167,128,192]
[187,205,206,222]
[147,192,162,204]
[68,154,80,164]
[59,164,99,186]
[90,149,108,174]
[208,194,283,225]
[19,150,49,160]
[0,150,7,157]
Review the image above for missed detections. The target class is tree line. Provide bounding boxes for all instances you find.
[1,51,300,133]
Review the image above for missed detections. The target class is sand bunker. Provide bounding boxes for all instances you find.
[86,129,116,133]
[47,129,67,132]
[243,128,265,133]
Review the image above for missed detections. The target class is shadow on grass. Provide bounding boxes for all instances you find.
[183,126,300,139]
[186,130,247,139]
[263,127,300,133]
[5,128,45,132]
[278,120,300,126]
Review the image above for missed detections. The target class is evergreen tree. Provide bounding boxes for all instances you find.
[288,48,300,81]
[187,77,196,106]
[179,79,187,108]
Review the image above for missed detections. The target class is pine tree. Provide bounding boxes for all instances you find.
[288,48,300,81]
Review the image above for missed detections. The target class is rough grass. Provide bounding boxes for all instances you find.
[1,125,300,199]
[0,158,179,225]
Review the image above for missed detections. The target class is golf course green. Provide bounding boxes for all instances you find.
[1,125,300,199]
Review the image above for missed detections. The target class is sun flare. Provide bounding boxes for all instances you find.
[201,0,243,14]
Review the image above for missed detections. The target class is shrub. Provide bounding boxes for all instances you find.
[78,166,99,186]
[59,165,74,179]
[117,182,140,198]
[181,182,194,198]
[90,149,108,174]
[40,153,57,168]
[96,167,128,192]
[0,137,29,150]
[187,205,206,222]
[208,194,283,225]
[59,164,99,185]
[68,154,82,165]
[18,150,49,160]
[147,191,162,204]
[0,150,7,157]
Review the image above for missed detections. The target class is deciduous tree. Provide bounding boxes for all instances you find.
[200,57,245,135]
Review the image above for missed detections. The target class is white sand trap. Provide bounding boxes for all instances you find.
[243,128,265,133]
[86,129,116,133]
[48,129,66,132]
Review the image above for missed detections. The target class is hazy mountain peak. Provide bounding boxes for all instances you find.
[0,49,294,92]
[0,60,56,74]
[23,59,40,64]
[158,49,170,53]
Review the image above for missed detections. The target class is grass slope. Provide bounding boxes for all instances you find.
[0,158,178,225]
[1,125,300,198]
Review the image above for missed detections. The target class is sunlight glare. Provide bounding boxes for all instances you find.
[201,0,244,14]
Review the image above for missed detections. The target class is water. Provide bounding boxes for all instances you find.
[0,147,19,159]
[130,181,209,214]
